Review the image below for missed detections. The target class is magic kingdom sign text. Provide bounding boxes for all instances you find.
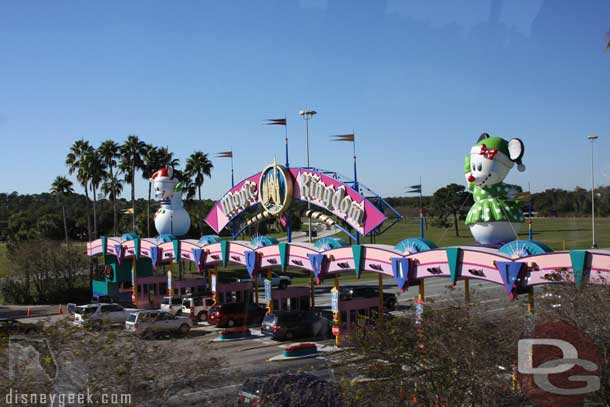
[205,166,387,236]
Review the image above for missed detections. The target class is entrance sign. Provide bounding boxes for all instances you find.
[205,166,387,236]
[259,161,293,216]
[298,171,364,226]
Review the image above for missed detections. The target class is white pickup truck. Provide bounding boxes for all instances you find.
[125,310,192,338]
[238,272,292,289]
[74,303,139,328]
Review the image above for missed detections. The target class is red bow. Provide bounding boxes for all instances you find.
[479,144,498,160]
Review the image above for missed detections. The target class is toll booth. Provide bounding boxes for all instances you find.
[133,276,207,308]
[215,281,254,304]
[337,297,381,344]
[271,287,311,312]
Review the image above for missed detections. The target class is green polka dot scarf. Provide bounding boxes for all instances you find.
[465,183,524,225]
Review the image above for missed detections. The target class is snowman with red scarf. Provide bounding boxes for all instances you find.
[464,133,526,245]
[151,167,191,236]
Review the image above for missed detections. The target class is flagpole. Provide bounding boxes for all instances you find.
[419,177,423,239]
[353,132,360,244]
[527,182,534,240]
[230,148,234,189]
[285,116,292,243]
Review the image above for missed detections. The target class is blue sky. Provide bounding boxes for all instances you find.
[1,0,609,200]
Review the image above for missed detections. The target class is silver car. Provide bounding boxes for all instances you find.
[125,310,192,338]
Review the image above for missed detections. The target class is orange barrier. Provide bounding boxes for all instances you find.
[58,304,63,314]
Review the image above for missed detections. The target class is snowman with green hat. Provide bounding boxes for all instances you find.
[464,133,526,245]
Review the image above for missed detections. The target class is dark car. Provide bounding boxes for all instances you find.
[339,286,397,309]
[207,302,266,327]
[0,318,43,336]
[237,377,264,406]
[261,311,330,341]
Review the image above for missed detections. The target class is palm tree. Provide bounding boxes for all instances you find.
[142,145,160,237]
[98,140,120,236]
[83,150,107,239]
[50,176,74,243]
[101,174,124,200]
[185,151,214,235]
[66,139,94,241]
[120,135,147,233]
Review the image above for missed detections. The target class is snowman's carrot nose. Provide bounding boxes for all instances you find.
[467,175,475,183]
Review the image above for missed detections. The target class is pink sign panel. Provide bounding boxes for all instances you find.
[204,168,387,235]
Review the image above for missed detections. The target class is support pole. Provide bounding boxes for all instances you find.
[334,275,340,347]
[527,286,534,316]
[464,279,470,304]
[310,273,316,309]
[254,273,259,304]
[168,261,173,298]
[378,273,384,323]
[267,269,273,314]
[418,279,425,302]
[212,264,218,304]
[132,256,137,305]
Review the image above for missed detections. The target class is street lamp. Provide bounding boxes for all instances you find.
[299,109,317,242]
[588,135,598,249]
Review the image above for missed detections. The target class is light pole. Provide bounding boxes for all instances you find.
[299,109,317,242]
[588,135,598,248]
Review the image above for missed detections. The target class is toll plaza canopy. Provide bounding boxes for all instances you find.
[87,235,610,301]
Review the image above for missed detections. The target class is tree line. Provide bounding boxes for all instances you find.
[52,136,214,242]
[2,180,609,243]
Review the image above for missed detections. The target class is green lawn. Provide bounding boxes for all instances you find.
[369,217,609,250]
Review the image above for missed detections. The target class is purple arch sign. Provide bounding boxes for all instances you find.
[205,167,387,235]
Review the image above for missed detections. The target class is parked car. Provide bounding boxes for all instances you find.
[237,377,264,406]
[339,286,397,309]
[160,296,183,315]
[125,310,192,338]
[207,302,266,327]
[73,303,137,328]
[181,295,215,322]
[91,295,135,308]
[0,318,43,336]
[261,310,331,341]
[238,272,292,289]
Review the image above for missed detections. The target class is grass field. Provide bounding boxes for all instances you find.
[0,217,606,285]
[371,216,609,250]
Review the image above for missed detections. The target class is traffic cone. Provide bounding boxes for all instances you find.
[58,304,63,314]
[26,306,31,317]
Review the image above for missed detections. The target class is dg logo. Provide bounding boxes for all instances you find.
[517,320,601,407]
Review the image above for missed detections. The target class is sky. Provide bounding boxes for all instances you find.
[1,0,609,200]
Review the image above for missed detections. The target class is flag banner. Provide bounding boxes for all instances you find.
[216,151,233,158]
[407,190,421,194]
[265,118,287,125]
[331,134,355,142]
[409,184,422,189]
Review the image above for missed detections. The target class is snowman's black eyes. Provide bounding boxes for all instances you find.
[477,163,482,171]
[472,164,475,171]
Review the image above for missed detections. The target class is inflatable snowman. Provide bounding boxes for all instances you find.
[151,167,191,236]
[464,133,526,245]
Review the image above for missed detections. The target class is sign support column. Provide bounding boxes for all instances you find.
[332,275,340,347]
